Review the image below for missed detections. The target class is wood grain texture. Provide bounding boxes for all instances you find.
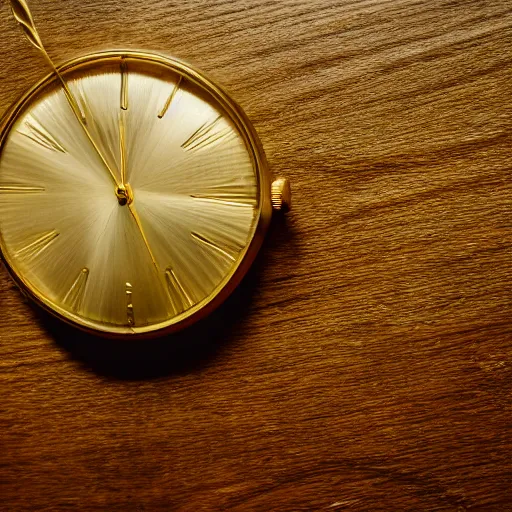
[1,0,511,510]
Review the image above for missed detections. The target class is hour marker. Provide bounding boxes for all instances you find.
[165,267,193,314]
[181,116,234,152]
[158,76,182,119]
[20,119,66,153]
[191,232,237,262]
[15,230,59,260]
[0,184,45,194]
[190,183,256,206]
[75,87,88,124]
[190,194,253,207]
[126,282,135,326]
[120,59,128,110]
[63,268,89,312]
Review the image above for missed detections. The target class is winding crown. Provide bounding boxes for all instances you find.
[271,178,291,212]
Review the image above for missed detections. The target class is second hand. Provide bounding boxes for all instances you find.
[9,0,120,190]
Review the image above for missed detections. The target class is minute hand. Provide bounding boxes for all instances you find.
[9,0,120,188]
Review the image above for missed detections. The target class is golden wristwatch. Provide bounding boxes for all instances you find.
[0,1,291,339]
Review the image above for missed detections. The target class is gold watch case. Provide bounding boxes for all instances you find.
[0,50,283,339]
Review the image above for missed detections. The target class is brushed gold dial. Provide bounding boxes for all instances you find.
[0,52,272,338]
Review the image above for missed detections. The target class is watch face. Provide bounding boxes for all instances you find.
[0,51,271,337]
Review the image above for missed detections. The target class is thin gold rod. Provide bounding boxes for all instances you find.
[191,231,236,262]
[45,51,120,188]
[119,110,127,185]
[40,50,87,124]
[120,59,128,110]
[127,203,159,271]
[158,76,182,119]
[9,0,120,189]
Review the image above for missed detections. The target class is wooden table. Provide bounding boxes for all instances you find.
[1,1,511,510]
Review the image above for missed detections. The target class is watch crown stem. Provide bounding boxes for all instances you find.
[271,178,291,212]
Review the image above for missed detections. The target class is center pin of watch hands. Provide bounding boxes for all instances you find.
[115,184,133,206]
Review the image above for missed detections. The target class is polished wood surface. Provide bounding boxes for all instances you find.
[1,1,511,510]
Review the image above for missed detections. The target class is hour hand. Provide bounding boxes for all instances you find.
[128,202,159,271]
[119,108,127,186]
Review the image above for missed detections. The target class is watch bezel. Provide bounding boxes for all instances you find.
[0,50,272,339]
